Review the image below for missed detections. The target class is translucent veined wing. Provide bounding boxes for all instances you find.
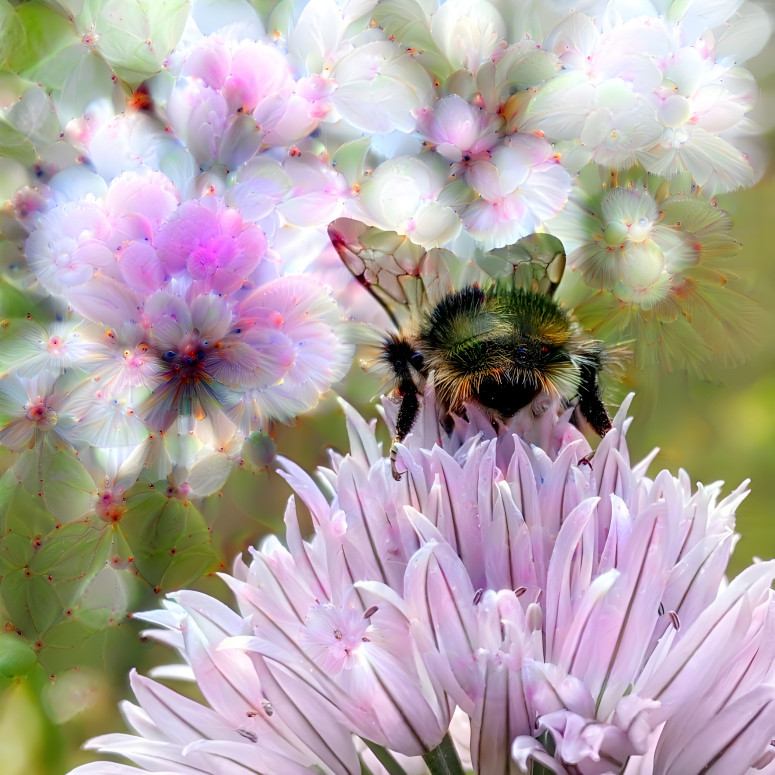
[477,232,567,297]
[328,217,456,328]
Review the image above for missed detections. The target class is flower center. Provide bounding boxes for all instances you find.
[161,340,211,386]
[299,604,371,675]
[25,397,58,428]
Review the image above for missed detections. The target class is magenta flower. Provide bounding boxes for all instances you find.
[70,392,775,775]
[167,34,332,166]
[155,198,267,295]
[14,151,353,499]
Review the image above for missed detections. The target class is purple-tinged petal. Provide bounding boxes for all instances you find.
[655,685,775,775]
[637,560,775,718]
[404,541,480,702]
[118,240,166,293]
[470,591,535,774]
[68,765,179,775]
[339,398,382,469]
[127,672,241,745]
[512,735,570,775]
[483,480,538,594]
[577,503,669,719]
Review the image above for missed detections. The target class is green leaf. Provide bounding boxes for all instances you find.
[0,0,26,69]
[0,469,17,518]
[494,47,558,91]
[0,532,34,573]
[0,633,37,677]
[245,431,276,471]
[0,117,37,165]
[160,538,220,590]
[120,490,220,588]
[38,617,145,676]
[6,449,45,496]
[0,281,51,327]
[40,44,114,124]
[121,489,187,553]
[39,618,100,650]
[5,85,62,151]
[36,624,110,676]
[265,0,297,41]
[8,2,77,76]
[372,0,452,80]
[1,481,56,539]
[44,0,103,29]
[1,568,61,637]
[41,451,96,523]
[95,0,190,85]
[140,0,190,59]
[28,520,110,581]
[128,550,169,587]
[186,455,236,498]
[77,565,132,629]
[43,664,104,723]
[331,137,371,188]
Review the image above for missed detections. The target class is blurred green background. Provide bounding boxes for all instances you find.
[2,17,775,775]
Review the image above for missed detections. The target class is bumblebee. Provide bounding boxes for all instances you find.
[328,218,612,480]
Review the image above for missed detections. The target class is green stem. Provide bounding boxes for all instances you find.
[530,763,556,775]
[530,732,558,775]
[361,739,409,775]
[422,733,466,775]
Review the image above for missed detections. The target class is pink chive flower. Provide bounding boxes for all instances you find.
[10,141,352,507]
[69,392,775,775]
[21,164,352,452]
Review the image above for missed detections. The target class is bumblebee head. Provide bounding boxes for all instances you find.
[380,334,425,386]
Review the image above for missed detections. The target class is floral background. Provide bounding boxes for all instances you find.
[1,0,775,773]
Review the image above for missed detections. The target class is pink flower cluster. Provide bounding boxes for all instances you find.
[1,10,370,497]
[69,395,775,775]
[6,165,351,489]
[351,44,574,250]
[343,0,768,261]
[168,35,333,167]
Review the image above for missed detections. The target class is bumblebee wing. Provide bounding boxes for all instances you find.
[478,233,566,297]
[328,218,455,327]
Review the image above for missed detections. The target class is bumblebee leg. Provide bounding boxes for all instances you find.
[380,335,425,480]
[577,359,612,437]
[390,380,420,480]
